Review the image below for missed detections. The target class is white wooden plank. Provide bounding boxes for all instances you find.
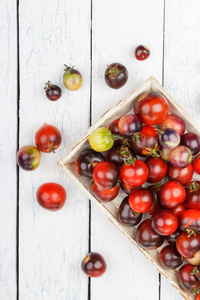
[18,0,90,298]
[0,0,17,299]
[91,1,164,299]
[161,1,200,300]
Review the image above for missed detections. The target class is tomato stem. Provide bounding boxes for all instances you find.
[188,181,199,191]
[186,228,196,238]
[191,286,200,295]
[49,142,56,153]
[64,64,74,72]
[44,80,52,91]
[155,181,162,190]
[144,141,161,158]
[191,267,200,277]
[131,210,140,217]
[112,134,131,147]
[116,179,121,187]
[124,157,136,166]
[106,64,122,79]
[132,132,143,145]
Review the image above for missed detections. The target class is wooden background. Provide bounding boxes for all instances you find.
[1,0,200,299]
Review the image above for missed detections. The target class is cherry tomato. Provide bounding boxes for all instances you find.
[81,252,106,277]
[158,245,183,269]
[181,132,200,155]
[118,114,142,137]
[159,114,186,136]
[44,80,62,101]
[36,182,66,211]
[117,196,142,226]
[104,63,128,89]
[92,161,119,189]
[169,145,193,168]
[187,251,200,266]
[120,159,149,187]
[178,264,200,291]
[196,294,200,300]
[147,183,162,215]
[63,65,82,91]
[166,228,182,245]
[120,181,138,195]
[176,232,200,259]
[185,181,200,210]
[159,180,186,209]
[129,188,153,213]
[136,219,164,249]
[107,145,135,168]
[17,145,41,171]
[91,181,119,202]
[88,127,114,152]
[171,204,186,218]
[134,92,169,125]
[193,154,200,175]
[179,209,200,233]
[151,209,178,236]
[135,45,150,60]
[145,157,168,183]
[167,164,194,186]
[35,123,62,153]
[160,147,172,162]
[109,118,120,134]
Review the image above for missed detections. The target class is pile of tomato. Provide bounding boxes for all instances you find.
[75,91,200,297]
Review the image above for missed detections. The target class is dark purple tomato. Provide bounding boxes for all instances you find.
[157,128,180,149]
[176,232,200,259]
[178,264,200,291]
[159,114,186,137]
[151,209,178,236]
[181,132,200,155]
[185,181,200,210]
[92,161,119,189]
[147,183,162,215]
[104,63,128,89]
[17,145,41,171]
[159,180,186,209]
[169,145,193,168]
[81,252,106,277]
[63,65,82,91]
[179,209,200,233]
[44,80,62,101]
[167,164,194,186]
[109,118,120,134]
[166,228,182,245]
[118,114,142,137]
[75,150,105,179]
[145,157,168,183]
[117,196,142,226]
[135,45,150,60]
[158,245,183,269]
[120,181,138,195]
[136,219,164,249]
[107,145,135,168]
[91,181,119,202]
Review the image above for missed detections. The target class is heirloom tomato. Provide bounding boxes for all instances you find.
[92,161,119,189]
[81,252,106,277]
[120,159,148,187]
[104,63,128,89]
[159,180,186,209]
[151,209,178,236]
[117,196,142,226]
[129,188,153,213]
[35,123,62,153]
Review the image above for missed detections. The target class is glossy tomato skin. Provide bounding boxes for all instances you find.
[105,63,128,89]
[151,209,178,236]
[120,159,149,187]
[158,245,183,269]
[63,66,82,91]
[107,145,135,168]
[131,125,159,157]
[35,123,62,153]
[181,132,200,155]
[185,182,200,210]
[17,145,41,171]
[81,252,106,277]
[134,92,169,125]
[109,118,120,134]
[145,157,168,183]
[91,181,119,202]
[176,232,200,259]
[159,114,186,136]
[171,204,186,218]
[167,164,194,186]
[147,184,162,215]
[89,127,114,152]
[118,114,142,137]
[120,181,138,195]
[129,188,153,213]
[166,228,182,245]
[178,264,200,291]
[117,196,142,226]
[44,81,62,101]
[135,45,150,60]
[136,219,164,249]
[179,209,200,233]
[159,180,186,209]
[158,128,180,150]
[36,182,66,211]
[193,155,200,175]
[75,150,105,178]
[196,293,200,300]
[169,145,193,168]
[92,161,119,189]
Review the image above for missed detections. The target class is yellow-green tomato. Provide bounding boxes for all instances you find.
[89,127,114,152]
[63,65,82,91]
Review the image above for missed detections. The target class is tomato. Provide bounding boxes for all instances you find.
[91,181,119,202]
[81,252,106,277]
[129,188,153,213]
[193,154,200,175]
[145,157,168,183]
[107,145,135,168]
[159,180,186,209]
[179,209,200,233]
[109,118,120,134]
[63,65,82,91]
[158,245,183,269]
[35,123,62,153]
[17,145,41,171]
[167,163,194,185]
[92,161,119,189]
[118,114,142,137]
[104,63,128,89]
[151,209,178,236]
[89,127,114,152]
[166,228,182,245]
[181,132,200,155]
[157,128,180,149]
[185,181,200,210]
[117,196,142,226]
[120,159,149,187]
[136,219,164,249]
[171,204,186,218]
[196,294,200,300]
[36,182,66,211]
[159,114,186,136]
[135,45,150,60]
[147,183,162,215]
[178,264,200,291]
[134,92,169,125]
[176,232,200,259]
[120,181,138,195]
[44,80,62,101]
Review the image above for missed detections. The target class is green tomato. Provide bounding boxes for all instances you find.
[63,65,82,91]
[89,127,114,152]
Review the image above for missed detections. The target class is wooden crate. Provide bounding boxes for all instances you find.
[58,76,200,300]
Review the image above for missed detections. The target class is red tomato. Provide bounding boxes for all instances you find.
[145,157,168,183]
[159,180,186,209]
[151,209,178,236]
[185,181,200,210]
[92,161,119,189]
[193,154,200,175]
[91,181,119,202]
[147,184,162,215]
[167,164,194,186]
[129,188,153,213]
[134,92,169,125]
[108,118,120,134]
[196,294,200,300]
[176,232,200,259]
[120,181,138,195]
[171,204,186,218]
[120,159,149,186]
[179,209,200,233]
[159,114,186,136]
[178,264,200,291]
[35,123,62,153]
[36,182,66,211]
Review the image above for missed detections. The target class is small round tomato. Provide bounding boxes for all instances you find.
[120,181,138,195]
[176,232,200,259]
[107,145,135,168]
[17,145,41,171]
[157,128,180,149]
[193,154,200,175]
[167,164,194,185]
[104,63,128,89]
[171,204,186,218]
[129,188,153,213]
[166,228,182,245]
[145,157,168,183]
[159,114,186,136]
[117,196,142,226]
[120,159,149,187]
[118,114,142,137]
[36,182,66,211]
[151,209,178,236]
[181,132,200,155]
[178,264,200,291]
[35,123,62,153]
[109,118,120,134]
[88,127,114,152]
[159,180,186,209]
[63,65,82,91]
[134,92,169,125]
[92,161,119,189]
[179,209,200,233]
[135,45,150,60]
[81,252,106,277]
[91,181,119,202]
[169,145,193,168]
[185,181,200,210]
[158,245,183,269]
[44,80,62,101]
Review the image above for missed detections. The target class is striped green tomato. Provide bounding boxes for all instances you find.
[89,127,114,152]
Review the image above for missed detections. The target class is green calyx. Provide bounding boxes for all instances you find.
[112,134,131,148]
[189,181,200,191]
[191,267,200,277]
[49,142,56,153]
[44,80,52,91]
[106,64,122,79]
[124,157,136,166]
[116,179,121,187]
[64,64,74,72]
[191,286,200,295]
[132,132,142,144]
[131,210,140,217]
[155,181,162,190]
[186,228,196,238]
